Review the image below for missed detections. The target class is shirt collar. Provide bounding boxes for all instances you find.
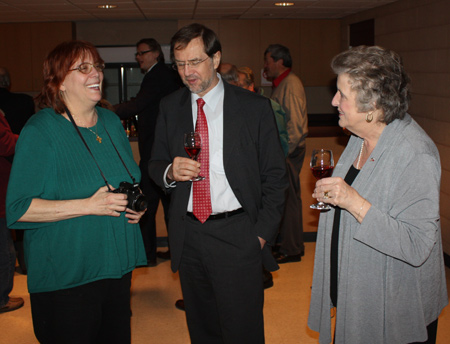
[272,68,291,88]
[146,61,158,74]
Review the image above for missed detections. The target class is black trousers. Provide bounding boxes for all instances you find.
[277,145,305,255]
[179,213,265,344]
[30,272,132,344]
[139,161,170,261]
[410,319,438,344]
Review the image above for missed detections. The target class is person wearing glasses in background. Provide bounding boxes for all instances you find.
[114,38,181,266]
[149,23,288,343]
[6,40,147,343]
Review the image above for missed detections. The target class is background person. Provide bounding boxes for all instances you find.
[237,66,289,157]
[308,45,448,344]
[149,23,288,343]
[114,38,181,265]
[6,40,146,343]
[0,66,36,274]
[0,110,24,314]
[263,44,307,263]
[0,67,35,135]
[217,62,239,85]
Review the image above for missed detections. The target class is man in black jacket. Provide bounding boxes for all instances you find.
[149,24,288,343]
[114,39,181,265]
[0,67,35,135]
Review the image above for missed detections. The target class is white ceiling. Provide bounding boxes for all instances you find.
[0,0,399,22]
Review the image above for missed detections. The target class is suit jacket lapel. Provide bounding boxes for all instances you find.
[179,87,195,135]
[222,83,244,167]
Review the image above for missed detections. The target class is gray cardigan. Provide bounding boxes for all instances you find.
[308,114,448,344]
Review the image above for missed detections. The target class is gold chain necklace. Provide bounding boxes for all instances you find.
[72,111,102,143]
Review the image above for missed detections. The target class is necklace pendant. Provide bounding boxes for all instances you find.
[96,136,102,143]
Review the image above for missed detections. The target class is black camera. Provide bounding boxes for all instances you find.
[112,182,147,212]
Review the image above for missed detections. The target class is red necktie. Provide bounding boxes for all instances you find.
[193,98,212,223]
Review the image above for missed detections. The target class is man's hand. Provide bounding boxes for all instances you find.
[258,236,266,250]
[168,157,201,182]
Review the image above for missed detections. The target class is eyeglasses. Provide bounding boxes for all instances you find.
[135,49,152,57]
[69,62,105,74]
[172,56,210,70]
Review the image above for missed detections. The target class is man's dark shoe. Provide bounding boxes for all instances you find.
[156,250,171,260]
[276,253,302,264]
[0,297,24,313]
[175,299,185,311]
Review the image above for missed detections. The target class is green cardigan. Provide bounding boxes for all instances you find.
[6,107,146,293]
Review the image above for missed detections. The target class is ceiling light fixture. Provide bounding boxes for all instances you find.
[97,5,117,9]
[274,2,294,6]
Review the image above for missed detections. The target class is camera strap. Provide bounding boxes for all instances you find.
[64,106,136,191]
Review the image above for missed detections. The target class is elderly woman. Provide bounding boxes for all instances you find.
[6,40,147,343]
[308,46,448,344]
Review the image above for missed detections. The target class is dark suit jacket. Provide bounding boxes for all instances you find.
[0,88,35,135]
[114,61,181,163]
[149,81,289,272]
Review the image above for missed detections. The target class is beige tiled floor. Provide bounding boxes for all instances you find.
[2,242,450,343]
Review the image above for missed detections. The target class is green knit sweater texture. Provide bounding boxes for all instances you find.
[6,107,146,293]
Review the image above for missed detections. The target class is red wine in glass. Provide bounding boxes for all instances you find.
[310,149,334,210]
[184,147,201,160]
[184,132,205,181]
[311,165,334,180]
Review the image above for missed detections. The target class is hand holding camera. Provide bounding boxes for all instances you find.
[111,181,148,212]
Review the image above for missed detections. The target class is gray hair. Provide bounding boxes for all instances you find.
[264,44,292,68]
[219,63,239,85]
[331,45,410,124]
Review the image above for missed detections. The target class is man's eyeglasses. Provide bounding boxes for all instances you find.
[172,56,210,70]
[69,62,105,74]
[135,49,152,57]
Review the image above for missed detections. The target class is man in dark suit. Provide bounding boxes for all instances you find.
[0,67,35,135]
[114,39,180,265]
[149,24,288,343]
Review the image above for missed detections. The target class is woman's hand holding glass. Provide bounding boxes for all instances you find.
[313,177,369,221]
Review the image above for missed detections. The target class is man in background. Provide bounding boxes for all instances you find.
[0,67,35,135]
[0,67,35,275]
[114,38,181,265]
[0,110,24,313]
[218,62,239,85]
[264,44,307,263]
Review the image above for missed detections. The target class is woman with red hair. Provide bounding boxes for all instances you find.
[6,40,147,343]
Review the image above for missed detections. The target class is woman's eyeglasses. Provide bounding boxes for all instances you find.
[69,63,105,74]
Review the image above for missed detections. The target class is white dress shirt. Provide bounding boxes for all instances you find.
[164,75,241,214]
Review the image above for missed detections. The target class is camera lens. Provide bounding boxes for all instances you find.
[132,195,148,212]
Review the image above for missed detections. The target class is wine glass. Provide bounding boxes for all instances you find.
[184,132,205,181]
[310,149,334,210]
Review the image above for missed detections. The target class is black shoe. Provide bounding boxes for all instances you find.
[276,253,302,264]
[156,250,171,260]
[272,244,281,254]
[175,299,185,311]
[0,297,24,313]
[263,269,274,289]
[147,258,157,267]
